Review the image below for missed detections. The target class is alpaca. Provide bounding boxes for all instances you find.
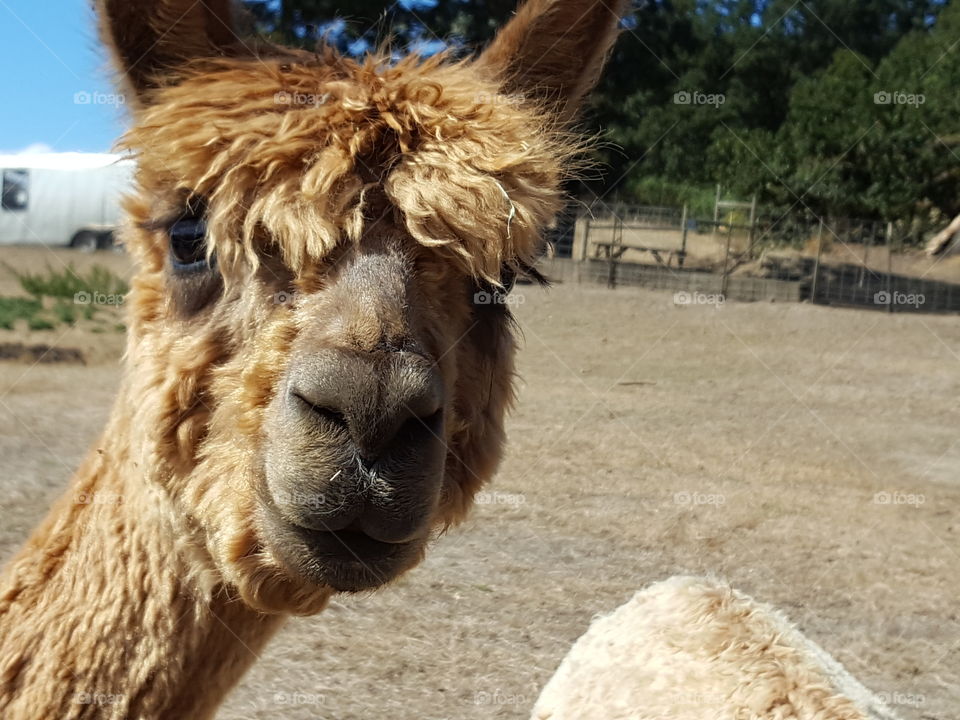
[0,1,627,717]
[531,576,902,720]
[927,212,960,256]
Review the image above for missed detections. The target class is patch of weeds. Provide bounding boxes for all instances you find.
[53,300,78,326]
[0,263,129,331]
[0,297,42,330]
[27,317,55,331]
[6,263,129,300]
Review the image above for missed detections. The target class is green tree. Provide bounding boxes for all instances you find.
[242,0,956,225]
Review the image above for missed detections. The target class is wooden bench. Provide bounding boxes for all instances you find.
[593,241,687,268]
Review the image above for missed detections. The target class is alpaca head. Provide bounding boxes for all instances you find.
[97,0,625,613]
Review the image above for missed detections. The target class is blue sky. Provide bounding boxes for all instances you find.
[0,0,126,153]
[0,0,443,154]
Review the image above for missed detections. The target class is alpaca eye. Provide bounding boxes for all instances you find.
[474,264,519,301]
[472,263,517,313]
[472,261,548,306]
[168,214,210,272]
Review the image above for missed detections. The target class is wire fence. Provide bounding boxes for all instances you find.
[559,203,960,314]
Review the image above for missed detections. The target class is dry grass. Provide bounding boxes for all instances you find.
[0,249,957,719]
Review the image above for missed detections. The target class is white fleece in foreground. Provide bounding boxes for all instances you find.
[532,576,901,720]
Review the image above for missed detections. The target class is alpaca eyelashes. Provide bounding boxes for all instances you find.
[168,214,212,273]
[143,201,222,315]
[476,262,548,299]
[140,202,214,274]
[500,264,517,294]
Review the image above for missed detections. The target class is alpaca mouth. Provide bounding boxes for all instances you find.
[260,499,426,593]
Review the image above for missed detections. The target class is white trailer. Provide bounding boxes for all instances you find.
[0,153,135,249]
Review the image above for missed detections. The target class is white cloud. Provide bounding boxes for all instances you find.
[0,143,56,155]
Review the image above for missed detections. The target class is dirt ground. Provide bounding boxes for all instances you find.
[1,249,958,720]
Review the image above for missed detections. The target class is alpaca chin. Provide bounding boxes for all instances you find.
[258,497,430,594]
[218,520,335,615]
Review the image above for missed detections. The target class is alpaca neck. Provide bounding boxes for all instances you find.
[0,432,285,720]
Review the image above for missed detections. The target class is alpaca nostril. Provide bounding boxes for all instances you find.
[356,405,444,467]
[291,393,350,433]
[394,408,444,446]
[286,349,445,462]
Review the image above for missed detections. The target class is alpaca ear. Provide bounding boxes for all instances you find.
[477,0,630,121]
[95,0,245,106]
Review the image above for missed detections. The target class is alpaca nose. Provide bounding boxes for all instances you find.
[287,349,444,463]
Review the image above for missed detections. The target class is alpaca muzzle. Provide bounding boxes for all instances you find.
[261,344,447,592]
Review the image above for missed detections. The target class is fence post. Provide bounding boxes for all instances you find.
[810,217,824,303]
[747,194,758,259]
[607,214,622,289]
[721,225,733,298]
[858,220,870,289]
[573,215,590,262]
[886,221,894,314]
[679,203,688,268]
